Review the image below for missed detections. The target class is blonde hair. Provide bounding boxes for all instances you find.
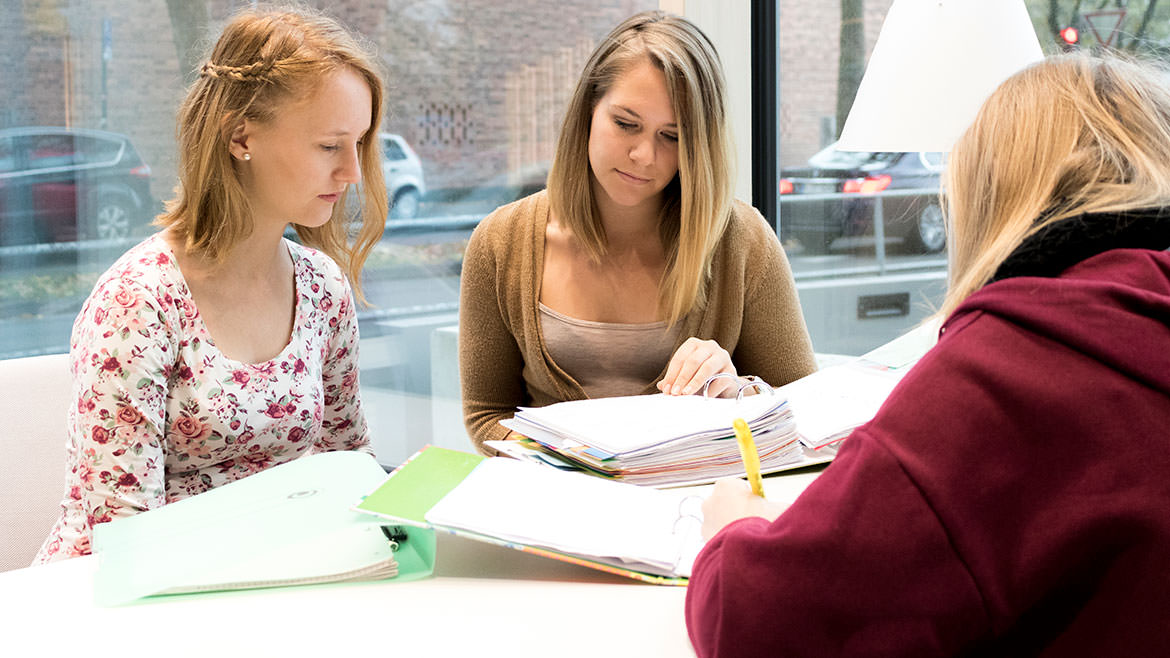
[940,52,1170,318]
[157,4,388,302]
[546,11,735,325]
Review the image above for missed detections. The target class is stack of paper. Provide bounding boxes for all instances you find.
[498,391,808,487]
[779,318,941,449]
[779,362,904,449]
[492,321,942,488]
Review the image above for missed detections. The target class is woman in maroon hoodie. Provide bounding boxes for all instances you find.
[686,53,1170,657]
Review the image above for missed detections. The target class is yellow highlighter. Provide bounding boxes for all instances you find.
[733,417,766,498]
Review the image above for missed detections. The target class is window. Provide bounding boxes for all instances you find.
[382,136,406,162]
[0,137,15,173]
[5,1,1166,465]
[0,0,657,466]
[774,1,948,357]
[25,134,78,170]
[771,0,1159,356]
[806,146,899,171]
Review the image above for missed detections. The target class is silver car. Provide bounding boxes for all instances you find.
[380,133,425,219]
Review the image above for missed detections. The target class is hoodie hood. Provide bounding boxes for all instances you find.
[989,206,1170,283]
[950,246,1170,398]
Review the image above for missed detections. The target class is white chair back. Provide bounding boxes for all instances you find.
[0,353,71,571]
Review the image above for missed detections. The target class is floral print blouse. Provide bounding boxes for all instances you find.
[34,234,371,564]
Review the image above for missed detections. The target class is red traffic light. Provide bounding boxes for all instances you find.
[1060,26,1079,44]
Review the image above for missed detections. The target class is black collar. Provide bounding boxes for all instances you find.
[989,207,1170,283]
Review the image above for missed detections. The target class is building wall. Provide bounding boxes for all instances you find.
[1,3,71,128]
[371,1,649,196]
[1,0,886,197]
[779,0,894,166]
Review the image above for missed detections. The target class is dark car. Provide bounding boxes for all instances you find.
[0,127,153,246]
[779,143,946,254]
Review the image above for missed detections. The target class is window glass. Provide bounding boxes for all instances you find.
[806,145,899,170]
[0,136,16,173]
[0,0,656,466]
[7,1,1162,465]
[75,134,124,166]
[778,0,952,354]
[382,137,406,161]
[920,152,947,171]
[776,0,1163,356]
[24,134,77,170]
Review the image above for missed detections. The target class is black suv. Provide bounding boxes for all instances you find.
[0,127,154,246]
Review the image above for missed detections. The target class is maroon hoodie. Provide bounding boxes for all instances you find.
[686,246,1170,657]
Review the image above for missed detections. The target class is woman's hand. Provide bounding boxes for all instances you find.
[701,477,787,541]
[658,337,736,396]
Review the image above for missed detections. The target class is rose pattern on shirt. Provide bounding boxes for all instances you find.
[34,234,371,564]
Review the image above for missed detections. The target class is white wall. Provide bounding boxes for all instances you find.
[661,0,754,202]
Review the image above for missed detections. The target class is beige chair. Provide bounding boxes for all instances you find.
[0,353,71,572]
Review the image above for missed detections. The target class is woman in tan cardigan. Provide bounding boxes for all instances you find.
[459,11,816,454]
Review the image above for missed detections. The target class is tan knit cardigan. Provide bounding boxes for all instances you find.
[458,191,816,454]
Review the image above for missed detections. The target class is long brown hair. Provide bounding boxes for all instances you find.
[546,11,735,325]
[157,5,387,301]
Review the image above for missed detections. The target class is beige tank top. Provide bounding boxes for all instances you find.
[539,303,682,399]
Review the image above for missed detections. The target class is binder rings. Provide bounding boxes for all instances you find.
[354,446,705,585]
[92,451,435,606]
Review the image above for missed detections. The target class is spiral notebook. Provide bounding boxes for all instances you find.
[354,446,704,585]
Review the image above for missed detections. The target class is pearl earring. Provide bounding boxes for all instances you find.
[243,153,251,161]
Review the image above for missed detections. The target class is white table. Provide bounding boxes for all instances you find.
[0,469,823,657]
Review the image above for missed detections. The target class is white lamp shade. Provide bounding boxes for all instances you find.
[836,0,1044,153]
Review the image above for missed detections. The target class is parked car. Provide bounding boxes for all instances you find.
[0,127,153,246]
[380,133,426,219]
[779,143,946,254]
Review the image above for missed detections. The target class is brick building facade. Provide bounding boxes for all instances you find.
[779,0,894,166]
[1,0,892,201]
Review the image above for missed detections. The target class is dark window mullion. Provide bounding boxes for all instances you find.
[750,0,781,233]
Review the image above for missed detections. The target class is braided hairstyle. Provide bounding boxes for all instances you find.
[158,5,387,301]
[199,59,281,83]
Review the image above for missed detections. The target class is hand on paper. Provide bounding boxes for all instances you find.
[701,477,787,541]
[658,337,736,396]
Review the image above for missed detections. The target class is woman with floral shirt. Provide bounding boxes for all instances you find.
[35,6,389,563]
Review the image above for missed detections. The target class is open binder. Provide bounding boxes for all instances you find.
[354,446,705,585]
[92,451,435,606]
